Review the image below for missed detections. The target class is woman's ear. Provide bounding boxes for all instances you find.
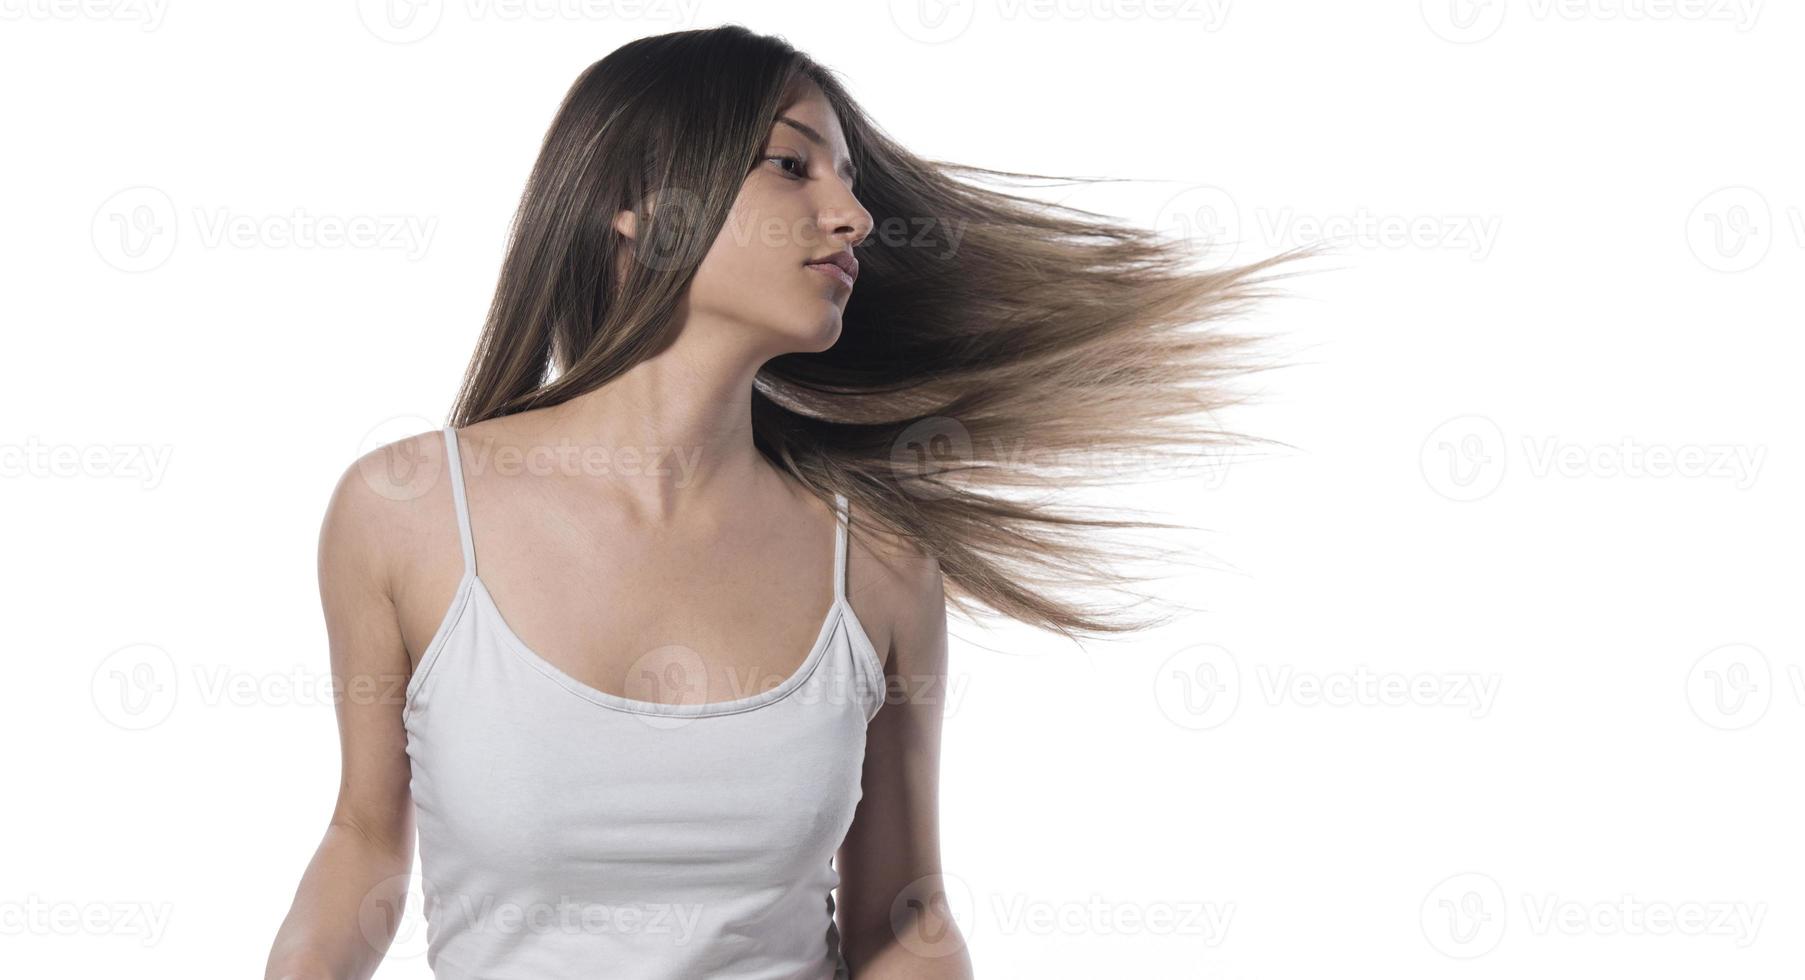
[611,205,646,289]
[613,208,638,241]
[615,187,687,241]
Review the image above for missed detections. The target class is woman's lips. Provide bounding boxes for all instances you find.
[806,261,855,289]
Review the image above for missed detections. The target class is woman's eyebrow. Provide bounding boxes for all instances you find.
[775,116,858,187]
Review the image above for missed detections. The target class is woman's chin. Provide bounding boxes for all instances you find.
[807,314,843,351]
[738,305,843,355]
[792,306,844,350]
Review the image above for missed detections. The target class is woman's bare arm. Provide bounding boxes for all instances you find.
[265,452,422,980]
[835,535,974,978]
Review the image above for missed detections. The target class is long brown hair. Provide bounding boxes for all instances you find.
[449,24,1319,640]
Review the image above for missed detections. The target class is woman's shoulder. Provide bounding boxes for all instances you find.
[318,425,460,599]
[842,498,944,674]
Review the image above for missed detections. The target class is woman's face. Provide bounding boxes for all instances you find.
[678,84,873,353]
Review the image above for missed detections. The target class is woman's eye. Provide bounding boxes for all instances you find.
[766,155,806,179]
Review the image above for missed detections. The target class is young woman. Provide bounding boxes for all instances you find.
[265,24,1305,980]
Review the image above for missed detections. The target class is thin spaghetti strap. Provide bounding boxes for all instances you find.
[833,492,848,603]
[442,426,477,579]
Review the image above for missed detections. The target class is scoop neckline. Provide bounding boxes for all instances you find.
[469,573,846,718]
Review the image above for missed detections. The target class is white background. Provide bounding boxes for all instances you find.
[2,1,1800,977]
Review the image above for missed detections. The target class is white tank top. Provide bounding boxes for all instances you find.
[403,426,887,979]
